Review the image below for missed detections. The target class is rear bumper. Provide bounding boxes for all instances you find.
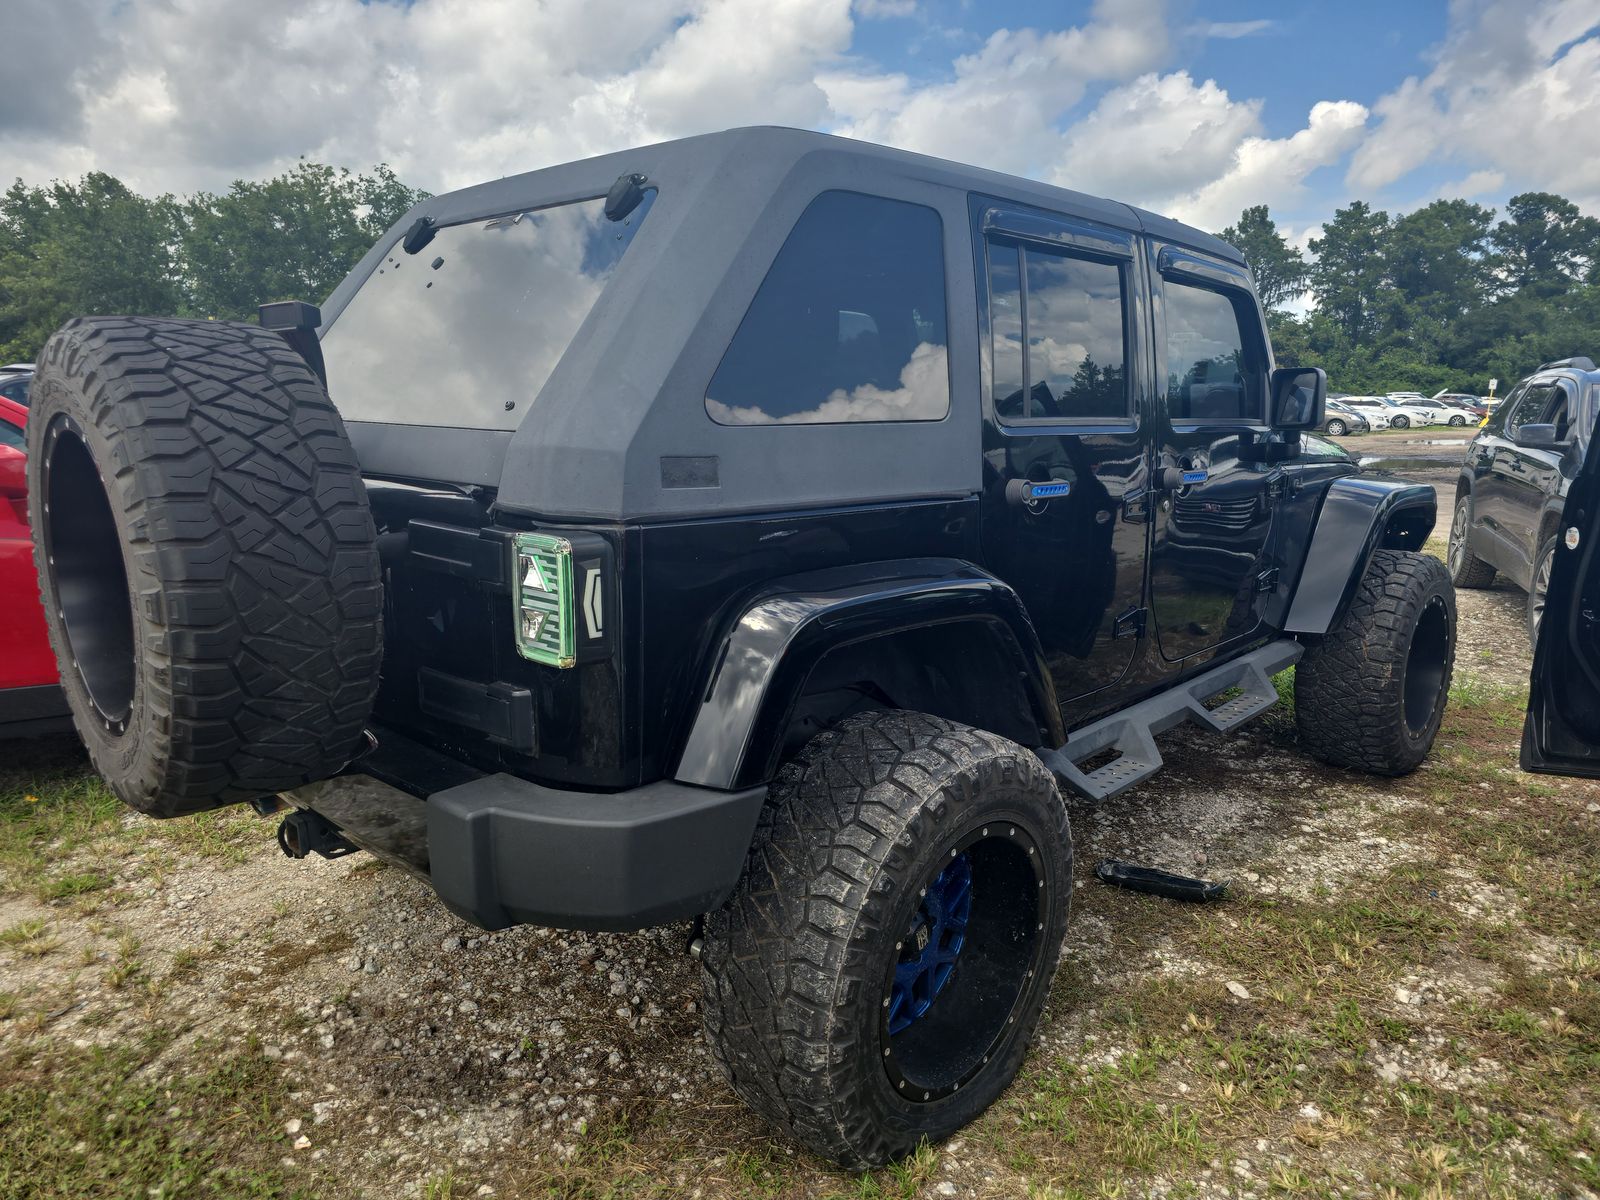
[280,735,765,932]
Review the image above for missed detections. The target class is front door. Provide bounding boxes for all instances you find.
[1147,244,1279,663]
[974,200,1150,708]
[1524,417,1600,777]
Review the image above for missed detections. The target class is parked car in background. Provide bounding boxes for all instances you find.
[0,396,70,736]
[1322,399,1370,436]
[1339,397,1395,429]
[1376,396,1445,428]
[0,368,32,408]
[1450,357,1596,642]
[1433,392,1488,420]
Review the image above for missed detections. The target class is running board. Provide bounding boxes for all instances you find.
[1038,639,1303,805]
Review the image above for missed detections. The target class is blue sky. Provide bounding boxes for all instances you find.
[5,0,1599,246]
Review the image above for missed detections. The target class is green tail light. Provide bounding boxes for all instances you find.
[513,532,576,667]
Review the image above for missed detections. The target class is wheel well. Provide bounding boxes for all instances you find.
[1454,476,1471,505]
[1538,509,1563,546]
[777,622,1044,765]
[1379,504,1433,551]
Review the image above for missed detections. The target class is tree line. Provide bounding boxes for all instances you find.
[1221,194,1600,397]
[3,159,1596,398]
[0,162,428,362]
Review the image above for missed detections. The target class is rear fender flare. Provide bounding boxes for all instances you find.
[673,558,1062,790]
[1284,477,1437,635]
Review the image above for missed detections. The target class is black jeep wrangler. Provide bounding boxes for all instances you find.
[25,127,1456,1168]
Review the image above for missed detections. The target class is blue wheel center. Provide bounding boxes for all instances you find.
[888,852,973,1036]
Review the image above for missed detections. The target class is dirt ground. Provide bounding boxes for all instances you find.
[4,433,1598,1200]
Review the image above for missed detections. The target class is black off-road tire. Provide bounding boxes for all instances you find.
[699,711,1071,1169]
[27,316,382,817]
[1527,535,1557,647]
[1447,494,1497,588]
[1295,549,1455,776]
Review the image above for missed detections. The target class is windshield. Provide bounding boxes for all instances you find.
[320,192,656,430]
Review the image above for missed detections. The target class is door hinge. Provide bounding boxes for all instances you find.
[1255,567,1281,593]
[1113,606,1147,639]
[1122,491,1153,523]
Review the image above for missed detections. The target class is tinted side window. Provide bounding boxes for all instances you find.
[706,191,948,425]
[0,377,28,406]
[987,241,1126,421]
[1508,384,1553,438]
[0,419,22,451]
[1163,281,1263,421]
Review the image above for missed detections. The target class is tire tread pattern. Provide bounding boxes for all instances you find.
[698,710,1070,1169]
[1294,548,1454,776]
[29,316,381,815]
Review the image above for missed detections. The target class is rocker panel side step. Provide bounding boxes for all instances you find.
[1038,639,1304,804]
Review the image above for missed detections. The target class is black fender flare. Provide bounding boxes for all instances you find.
[673,558,1063,790]
[1284,476,1437,636]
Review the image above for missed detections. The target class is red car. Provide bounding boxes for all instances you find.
[0,395,71,736]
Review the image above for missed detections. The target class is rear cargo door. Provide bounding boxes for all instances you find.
[1146,244,1278,662]
[1524,423,1600,777]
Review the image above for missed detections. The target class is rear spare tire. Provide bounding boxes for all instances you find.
[27,316,382,816]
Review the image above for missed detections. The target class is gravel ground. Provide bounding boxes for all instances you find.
[4,433,1596,1199]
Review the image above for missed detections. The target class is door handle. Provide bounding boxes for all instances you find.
[1155,466,1208,491]
[1005,478,1072,507]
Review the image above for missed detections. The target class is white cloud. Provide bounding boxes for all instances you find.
[1165,99,1370,230]
[1349,0,1600,207]
[1053,72,1264,200]
[1193,19,1277,39]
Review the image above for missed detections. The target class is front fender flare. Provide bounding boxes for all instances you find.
[673,558,1062,790]
[1283,476,1437,636]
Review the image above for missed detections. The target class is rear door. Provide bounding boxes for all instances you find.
[974,201,1151,706]
[1497,379,1566,585]
[1524,421,1600,776]
[1146,244,1277,662]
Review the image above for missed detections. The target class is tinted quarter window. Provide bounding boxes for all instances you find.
[1163,281,1262,421]
[706,191,949,425]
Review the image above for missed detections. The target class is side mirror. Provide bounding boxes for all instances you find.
[1270,366,1326,430]
[1518,423,1561,447]
[0,444,25,502]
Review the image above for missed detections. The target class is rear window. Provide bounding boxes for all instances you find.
[321,192,656,430]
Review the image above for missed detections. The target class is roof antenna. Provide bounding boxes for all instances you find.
[605,173,649,222]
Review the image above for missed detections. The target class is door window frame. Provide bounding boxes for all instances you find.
[974,201,1141,437]
[1153,246,1271,430]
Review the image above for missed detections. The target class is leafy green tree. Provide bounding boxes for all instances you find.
[1218,205,1308,312]
[1308,201,1390,351]
[0,173,182,361]
[1490,192,1600,295]
[180,161,428,321]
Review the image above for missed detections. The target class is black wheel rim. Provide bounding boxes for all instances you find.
[880,821,1049,1104]
[41,414,134,735]
[1403,594,1450,736]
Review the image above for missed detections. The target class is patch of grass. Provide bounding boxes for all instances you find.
[39,870,110,901]
[0,918,61,958]
[0,1032,320,1199]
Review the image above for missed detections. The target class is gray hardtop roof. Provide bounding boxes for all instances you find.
[325,126,1240,321]
[322,126,1249,521]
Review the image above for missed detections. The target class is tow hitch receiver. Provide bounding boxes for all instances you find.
[277,809,357,860]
